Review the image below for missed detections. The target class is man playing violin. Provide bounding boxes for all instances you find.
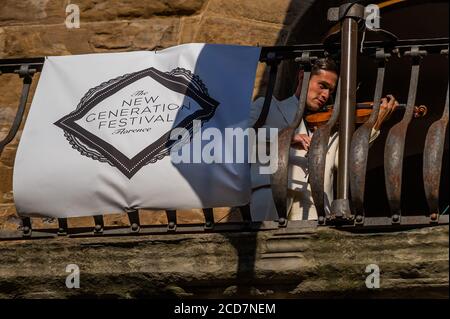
[250,57,399,221]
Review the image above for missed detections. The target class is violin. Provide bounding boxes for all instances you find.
[304,101,428,128]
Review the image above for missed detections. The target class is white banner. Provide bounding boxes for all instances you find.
[13,43,260,218]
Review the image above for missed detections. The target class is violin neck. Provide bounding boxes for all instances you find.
[356,103,407,109]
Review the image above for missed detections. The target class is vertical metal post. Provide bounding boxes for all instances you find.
[338,17,357,200]
[271,53,313,226]
[385,47,425,223]
[330,2,364,219]
[349,48,389,224]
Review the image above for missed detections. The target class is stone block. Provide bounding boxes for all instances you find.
[77,0,206,22]
[0,203,19,231]
[178,15,202,44]
[193,14,288,46]
[0,0,65,26]
[208,0,306,26]
[0,0,206,26]
[0,18,180,58]
[0,74,23,110]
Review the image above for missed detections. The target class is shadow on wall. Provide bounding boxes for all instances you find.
[155,0,448,294]
[272,0,341,100]
[255,0,339,100]
[168,1,328,296]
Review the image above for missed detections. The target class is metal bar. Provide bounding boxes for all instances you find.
[0,65,34,156]
[357,214,449,229]
[291,54,317,128]
[0,58,44,73]
[338,215,449,232]
[252,56,279,130]
[202,208,214,230]
[0,38,446,70]
[1,215,447,240]
[1,229,57,240]
[309,81,341,224]
[239,204,252,222]
[0,221,310,239]
[260,38,448,62]
[271,53,313,226]
[57,218,68,236]
[166,210,177,232]
[423,84,449,219]
[384,47,425,223]
[350,49,388,223]
[127,209,140,233]
[357,38,448,55]
[93,215,104,234]
[21,217,32,237]
[332,13,359,220]
[259,45,327,62]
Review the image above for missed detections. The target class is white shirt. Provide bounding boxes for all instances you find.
[249,95,379,220]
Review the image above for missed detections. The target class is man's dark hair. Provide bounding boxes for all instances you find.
[311,57,339,76]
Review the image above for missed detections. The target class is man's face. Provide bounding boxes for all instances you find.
[306,70,338,112]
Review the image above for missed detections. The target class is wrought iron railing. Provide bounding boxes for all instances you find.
[0,4,448,240]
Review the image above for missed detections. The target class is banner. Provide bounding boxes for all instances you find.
[13,43,260,217]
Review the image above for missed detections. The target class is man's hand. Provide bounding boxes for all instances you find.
[291,133,311,151]
[373,94,399,131]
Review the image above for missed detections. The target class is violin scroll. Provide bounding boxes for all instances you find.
[413,105,427,118]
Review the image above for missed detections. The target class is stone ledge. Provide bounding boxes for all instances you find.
[0,225,447,298]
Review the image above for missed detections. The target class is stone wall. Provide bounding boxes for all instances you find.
[1,1,448,300]
[0,0,316,229]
